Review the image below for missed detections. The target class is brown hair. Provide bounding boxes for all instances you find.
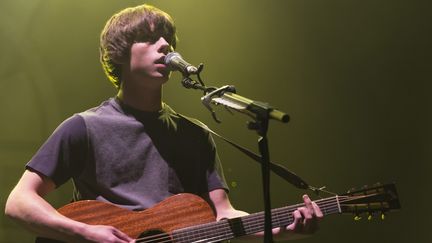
[100,4,177,89]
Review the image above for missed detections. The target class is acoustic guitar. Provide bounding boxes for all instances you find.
[36,183,400,243]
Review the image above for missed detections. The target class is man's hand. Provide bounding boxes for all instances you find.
[285,194,323,236]
[80,224,134,243]
[5,170,135,243]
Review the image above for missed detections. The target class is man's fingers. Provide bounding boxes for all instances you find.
[285,195,322,234]
[299,205,320,234]
[283,195,323,236]
[303,194,313,211]
[286,209,303,232]
[303,194,323,220]
[312,201,324,218]
[272,227,282,234]
[298,206,313,221]
[112,228,133,242]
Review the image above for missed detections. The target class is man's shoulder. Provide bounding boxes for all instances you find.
[179,114,208,130]
[54,114,86,136]
[79,98,118,117]
[77,98,135,126]
[162,103,211,136]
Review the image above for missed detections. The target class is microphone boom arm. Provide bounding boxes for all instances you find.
[202,87,290,124]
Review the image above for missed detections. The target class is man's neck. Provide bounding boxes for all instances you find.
[117,82,163,112]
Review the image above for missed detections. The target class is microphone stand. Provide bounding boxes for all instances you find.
[249,103,273,243]
[181,67,289,243]
[208,88,277,243]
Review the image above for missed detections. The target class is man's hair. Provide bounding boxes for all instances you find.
[100,4,177,89]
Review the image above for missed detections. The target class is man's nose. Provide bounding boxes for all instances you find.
[157,37,171,54]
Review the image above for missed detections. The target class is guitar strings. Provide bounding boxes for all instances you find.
[135,208,342,243]
[174,196,346,238]
[178,194,372,243]
[134,209,332,243]
[135,198,352,242]
[173,198,345,242]
[134,196,350,242]
[132,196,353,243]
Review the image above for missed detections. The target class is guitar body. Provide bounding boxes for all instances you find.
[36,193,216,243]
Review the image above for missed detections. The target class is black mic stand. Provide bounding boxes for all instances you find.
[180,66,285,243]
[248,102,274,243]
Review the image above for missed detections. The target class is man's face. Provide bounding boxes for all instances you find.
[128,37,173,84]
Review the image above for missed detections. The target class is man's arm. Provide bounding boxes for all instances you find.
[5,170,133,243]
[209,189,323,241]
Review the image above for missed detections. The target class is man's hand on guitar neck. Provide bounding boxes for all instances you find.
[253,194,323,241]
[210,189,323,241]
[283,194,323,239]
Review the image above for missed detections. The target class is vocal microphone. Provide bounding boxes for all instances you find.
[164,52,198,75]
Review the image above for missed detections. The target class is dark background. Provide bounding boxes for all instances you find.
[1,0,430,242]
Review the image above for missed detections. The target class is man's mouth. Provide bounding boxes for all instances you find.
[155,56,166,64]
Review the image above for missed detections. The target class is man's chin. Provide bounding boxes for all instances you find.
[152,74,169,85]
[159,71,171,82]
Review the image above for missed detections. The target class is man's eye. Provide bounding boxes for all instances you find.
[149,37,158,43]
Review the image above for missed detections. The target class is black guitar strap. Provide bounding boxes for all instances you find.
[178,113,310,190]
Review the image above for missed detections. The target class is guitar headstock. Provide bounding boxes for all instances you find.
[339,183,401,220]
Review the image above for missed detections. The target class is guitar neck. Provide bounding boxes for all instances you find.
[172,196,341,243]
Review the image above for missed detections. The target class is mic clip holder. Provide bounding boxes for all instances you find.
[180,63,235,123]
[201,85,237,123]
[181,76,206,91]
[181,63,206,90]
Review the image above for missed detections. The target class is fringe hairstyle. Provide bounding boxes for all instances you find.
[100,4,177,89]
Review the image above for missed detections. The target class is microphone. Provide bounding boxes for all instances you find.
[164,52,198,75]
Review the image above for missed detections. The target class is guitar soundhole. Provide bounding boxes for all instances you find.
[138,229,172,243]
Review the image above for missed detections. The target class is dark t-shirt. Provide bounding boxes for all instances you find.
[27,98,228,211]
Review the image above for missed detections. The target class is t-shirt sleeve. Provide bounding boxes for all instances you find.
[178,115,230,193]
[203,131,230,193]
[26,114,88,187]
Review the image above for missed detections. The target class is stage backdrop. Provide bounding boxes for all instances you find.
[1,0,430,242]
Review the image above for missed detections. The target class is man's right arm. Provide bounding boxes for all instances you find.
[5,169,133,243]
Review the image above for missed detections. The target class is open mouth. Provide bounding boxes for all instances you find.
[155,56,166,64]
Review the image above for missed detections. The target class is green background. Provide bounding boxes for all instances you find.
[1,0,430,242]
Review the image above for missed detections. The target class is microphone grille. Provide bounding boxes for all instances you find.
[164,52,181,65]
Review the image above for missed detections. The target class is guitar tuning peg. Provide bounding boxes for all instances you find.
[381,213,385,220]
[362,185,369,189]
[348,187,356,193]
[354,215,362,221]
[373,182,382,187]
[367,213,373,221]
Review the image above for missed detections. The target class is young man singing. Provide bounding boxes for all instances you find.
[5,4,322,242]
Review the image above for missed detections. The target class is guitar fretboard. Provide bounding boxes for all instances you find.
[172,196,341,243]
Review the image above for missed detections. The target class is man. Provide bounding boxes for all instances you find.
[5,4,322,242]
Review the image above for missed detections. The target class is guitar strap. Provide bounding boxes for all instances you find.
[177,113,310,190]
